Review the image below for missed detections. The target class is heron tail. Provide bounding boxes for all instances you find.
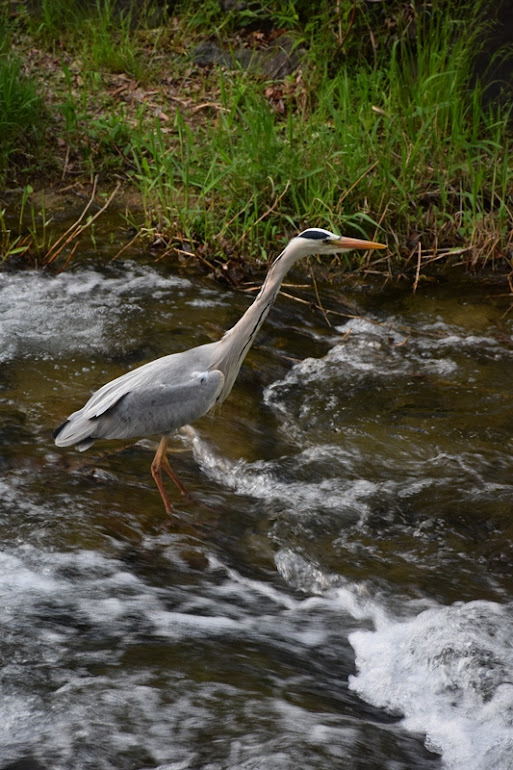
[53,418,96,451]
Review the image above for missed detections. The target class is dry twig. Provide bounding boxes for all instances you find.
[45,178,121,266]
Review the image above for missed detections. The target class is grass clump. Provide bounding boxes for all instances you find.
[26,0,161,78]
[128,1,512,267]
[130,79,381,260]
[1,0,512,273]
[0,31,45,177]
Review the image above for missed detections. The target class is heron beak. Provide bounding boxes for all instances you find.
[333,236,386,250]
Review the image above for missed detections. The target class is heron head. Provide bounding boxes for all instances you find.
[296,227,386,254]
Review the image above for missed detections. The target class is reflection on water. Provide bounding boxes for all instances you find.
[1,259,513,769]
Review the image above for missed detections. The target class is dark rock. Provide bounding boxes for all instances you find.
[193,35,305,78]
[257,35,305,79]
[193,40,232,68]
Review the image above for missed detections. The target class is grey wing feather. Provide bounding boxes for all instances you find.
[54,350,224,449]
[100,371,225,439]
[67,342,216,421]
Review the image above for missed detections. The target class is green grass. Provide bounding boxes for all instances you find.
[0,51,45,177]
[128,3,512,263]
[1,0,512,271]
[26,0,158,78]
[81,0,145,78]
[129,71,382,256]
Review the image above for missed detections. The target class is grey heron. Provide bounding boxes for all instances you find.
[54,228,385,513]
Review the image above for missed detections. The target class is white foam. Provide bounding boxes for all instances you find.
[185,427,381,519]
[265,316,511,412]
[263,318,444,444]
[0,264,190,362]
[349,600,513,769]
[2,531,511,769]
[274,551,513,769]
[261,312,513,458]
[0,542,375,767]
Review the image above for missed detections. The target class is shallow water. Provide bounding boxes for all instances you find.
[1,255,513,770]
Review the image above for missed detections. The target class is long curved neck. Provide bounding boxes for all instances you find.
[214,239,305,398]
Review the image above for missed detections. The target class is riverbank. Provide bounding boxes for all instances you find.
[1,1,512,280]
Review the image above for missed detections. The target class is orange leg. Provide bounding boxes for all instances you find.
[150,436,188,514]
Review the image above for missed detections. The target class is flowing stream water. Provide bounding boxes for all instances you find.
[1,244,513,770]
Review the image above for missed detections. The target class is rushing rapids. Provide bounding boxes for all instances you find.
[1,259,512,769]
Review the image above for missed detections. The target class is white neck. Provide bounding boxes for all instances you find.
[213,238,308,399]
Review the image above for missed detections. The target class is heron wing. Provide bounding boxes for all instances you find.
[58,343,214,424]
[54,367,224,448]
[102,370,225,438]
[78,354,201,419]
